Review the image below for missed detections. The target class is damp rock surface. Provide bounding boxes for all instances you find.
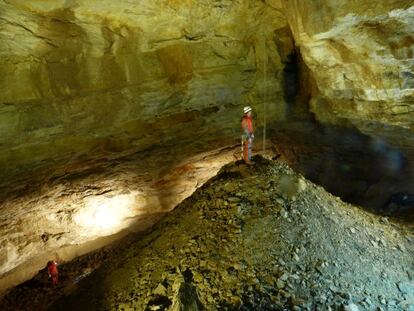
[0,0,287,190]
[3,157,411,310]
[285,1,414,140]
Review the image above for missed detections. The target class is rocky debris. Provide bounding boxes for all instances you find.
[1,156,413,310]
[0,242,123,310]
[397,281,414,296]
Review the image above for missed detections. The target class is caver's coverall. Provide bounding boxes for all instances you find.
[241,114,254,163]
[47,260,59,287]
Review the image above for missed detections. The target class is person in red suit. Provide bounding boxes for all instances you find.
[47,260,59,287]
[241,106,254,164]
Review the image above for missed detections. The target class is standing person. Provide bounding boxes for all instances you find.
[47,260,59,287]
[241,106,254,164]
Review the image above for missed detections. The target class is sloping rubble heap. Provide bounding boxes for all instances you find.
[3,157,414,310]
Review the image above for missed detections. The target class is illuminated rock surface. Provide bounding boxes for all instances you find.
[0,146,253,293]
[0,0,285,291]
[2,158,412,310]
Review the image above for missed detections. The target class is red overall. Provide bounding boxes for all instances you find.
[241,115,254,163]
[47,261,59,287]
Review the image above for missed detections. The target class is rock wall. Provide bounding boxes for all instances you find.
[0,0,288,191]
[275,0,414,211]
[283,0,414,142]
[0,0,288,291]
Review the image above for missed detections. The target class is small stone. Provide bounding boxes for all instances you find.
[379,239,387,247]
[397,281,414,295]
[276,198,284,205]
[407,270,414,281]
[291,274,300,280]
[343,303,359,311]
[280,273,289,281]
[398,243,406,252]
[223,182,237,193]
[228,197,240,203]
[370,240,378,248]
[281,289,290,298]
[329,285,338,293]
[193,271,203,283]
[276,279,285,289]
[380,217,389,223]
[298,178,307,192]
[153,283,167,296]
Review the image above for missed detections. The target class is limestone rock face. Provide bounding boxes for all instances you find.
[284,0,414,142]
[275,1,414,212]
[0,0,288,291]
[0,0,287,189]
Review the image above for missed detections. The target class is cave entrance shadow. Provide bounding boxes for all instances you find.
[271,120,414,223]
[274,46,414,223]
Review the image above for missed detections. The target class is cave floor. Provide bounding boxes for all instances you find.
[1,157,413,311]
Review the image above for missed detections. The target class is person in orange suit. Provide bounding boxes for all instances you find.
[47,260,59,287]
[241,106,254,164]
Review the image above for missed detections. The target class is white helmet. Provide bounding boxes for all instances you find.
[243,106,252,114]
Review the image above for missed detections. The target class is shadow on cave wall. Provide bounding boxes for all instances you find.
[272,48,414,221]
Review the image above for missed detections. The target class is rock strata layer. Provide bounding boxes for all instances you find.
[0,0,287,188]
[284,1,414,138]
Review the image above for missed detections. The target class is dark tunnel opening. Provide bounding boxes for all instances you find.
[283,49,300,107]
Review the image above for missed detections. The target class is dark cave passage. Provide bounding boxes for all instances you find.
[276,47,414,220]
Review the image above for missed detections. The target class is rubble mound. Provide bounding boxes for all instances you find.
[2,157,414,310]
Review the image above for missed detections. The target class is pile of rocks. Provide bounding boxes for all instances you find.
[2,156,413,310]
